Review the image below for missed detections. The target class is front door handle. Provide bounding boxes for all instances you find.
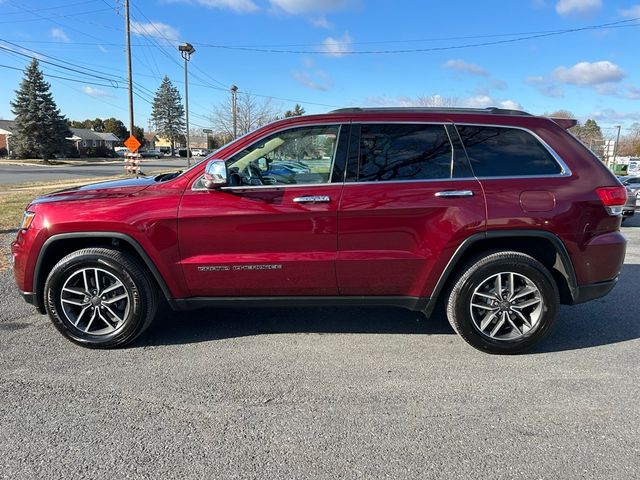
[434,190,474,198]
[293,195,331,203]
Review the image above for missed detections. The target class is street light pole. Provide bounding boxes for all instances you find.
[230,84,238,140]
[178,42,195,168]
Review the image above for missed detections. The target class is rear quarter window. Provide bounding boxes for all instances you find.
[456,126,562,177]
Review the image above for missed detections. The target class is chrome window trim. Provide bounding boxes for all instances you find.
[191,123,343,192]
[452,122,572,179]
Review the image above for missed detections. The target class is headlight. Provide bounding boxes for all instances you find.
[20,211,36,230]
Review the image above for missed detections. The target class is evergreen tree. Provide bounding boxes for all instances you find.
[284,104,306,117]
[150,76,184,154]
[11,58,71,162]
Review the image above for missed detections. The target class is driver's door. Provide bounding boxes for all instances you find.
[178,124,348,297]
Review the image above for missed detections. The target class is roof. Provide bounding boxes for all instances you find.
[95,132,120,141]
[69,128,119,141]
[329,107,533,117]
[144,132,159,141]
[0,119,16,134]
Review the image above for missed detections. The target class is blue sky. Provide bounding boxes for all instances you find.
[0,0,639,137]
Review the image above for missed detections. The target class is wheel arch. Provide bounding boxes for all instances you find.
[33,232,173,314]
[424,230,578,317]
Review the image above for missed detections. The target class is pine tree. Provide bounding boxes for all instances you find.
[284,104,306,117]
[150,76,184,154]
[11,58,71,162]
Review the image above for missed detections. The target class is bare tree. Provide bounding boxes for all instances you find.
[210,93,280,139]
[416,95,459,107]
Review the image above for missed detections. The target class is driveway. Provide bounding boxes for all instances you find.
[0,218,639,479]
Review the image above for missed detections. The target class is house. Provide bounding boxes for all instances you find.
[67,128,120,150]
[0,119,16,155]
[144,132,158,150]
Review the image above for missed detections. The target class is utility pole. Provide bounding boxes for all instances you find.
[124,0,134,141]
[230,84,238,139]
[178,43,195,168]
[612,125,621,168]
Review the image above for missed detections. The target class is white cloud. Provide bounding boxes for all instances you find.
[555,0,602,17]
[320,32,351,57]
[131,21,179,43]
[270,0,350,14]
[362,94,521,110]
[310,15,331,28]
[525,76,565,97]
[291,69,332,91]
[82,86,111,98]
[589,108,640,123]
[50,28,70,42]
[97,45,108,53]
[525,76,546,85]
[620,4,640,19]
[443,59,488,76]
[553,61,625,85]
[167,0,258,13]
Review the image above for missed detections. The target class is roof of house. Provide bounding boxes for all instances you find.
[0,119,16,134]
[95,132,120,141]
[69,128,119,142]
[144,132,159,141]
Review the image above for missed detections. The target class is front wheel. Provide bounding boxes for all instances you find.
[44,247,157,348]
[446,251,559,354]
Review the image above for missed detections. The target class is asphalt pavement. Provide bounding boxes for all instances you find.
[0,217,639,479]
[0,158,195,185]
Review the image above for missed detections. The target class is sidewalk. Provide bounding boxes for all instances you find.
[0,157,124,167]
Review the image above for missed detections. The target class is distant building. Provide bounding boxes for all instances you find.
[144,132,159,150]
[67,128,120,150]
[0,119,16,155]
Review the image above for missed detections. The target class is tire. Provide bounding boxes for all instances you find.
[446,251,559,354]
[44,247,157,348]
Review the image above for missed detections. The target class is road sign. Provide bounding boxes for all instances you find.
[124,135,141,153]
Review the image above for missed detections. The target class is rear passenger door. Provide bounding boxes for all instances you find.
[336,123,486,299]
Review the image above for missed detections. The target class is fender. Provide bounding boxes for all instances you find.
[33,232,174,312]
[422,229,578,317]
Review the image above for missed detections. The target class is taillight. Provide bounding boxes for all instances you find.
[596,186,627,216]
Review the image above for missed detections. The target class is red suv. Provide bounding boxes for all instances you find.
[12,107,627,353]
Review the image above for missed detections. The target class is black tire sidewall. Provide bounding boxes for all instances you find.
[451,256,559,354]
[45,253,144,347]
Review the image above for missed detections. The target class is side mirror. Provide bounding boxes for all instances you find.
[203,159,228,189]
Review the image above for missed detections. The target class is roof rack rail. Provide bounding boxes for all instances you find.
[329,107,532,116]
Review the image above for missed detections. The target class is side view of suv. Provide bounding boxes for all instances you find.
[12,107,627,354]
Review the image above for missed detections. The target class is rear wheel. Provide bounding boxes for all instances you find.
[44,247,157,348]
[446,251,559,354]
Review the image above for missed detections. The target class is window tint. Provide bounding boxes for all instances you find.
[225,125,340,186]
[358,124,452,182]
[456,126,562,177]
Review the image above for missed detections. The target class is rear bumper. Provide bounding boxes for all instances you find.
[573,278,618,304]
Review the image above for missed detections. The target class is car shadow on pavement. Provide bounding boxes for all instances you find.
[135,305,454,348]
[531,263,640,354]
[134,246,640,353]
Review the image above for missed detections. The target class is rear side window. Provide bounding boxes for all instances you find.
[456,126,562,177]
[358,124,452,182]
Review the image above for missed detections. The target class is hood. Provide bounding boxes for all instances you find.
[31,176,157,204]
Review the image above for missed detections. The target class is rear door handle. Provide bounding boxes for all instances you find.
[434,190,474,198]
[293,195,331,203]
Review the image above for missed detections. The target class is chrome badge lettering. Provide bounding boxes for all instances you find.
[198,264,282,272]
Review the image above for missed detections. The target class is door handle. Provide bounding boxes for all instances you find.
[434,190,474,198]
[293,195,331,203]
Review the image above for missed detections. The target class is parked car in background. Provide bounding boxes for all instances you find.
[619,176,640,199]
[12,107,628,354]
[622,185,637,224]
[191,148,208,157]
[139,149,163,159]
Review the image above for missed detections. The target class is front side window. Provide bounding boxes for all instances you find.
[357,124,453,182]
[225,125,340,186]
[456,126,562,177]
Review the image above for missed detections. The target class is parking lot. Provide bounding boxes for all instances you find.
[1,218,639,479]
